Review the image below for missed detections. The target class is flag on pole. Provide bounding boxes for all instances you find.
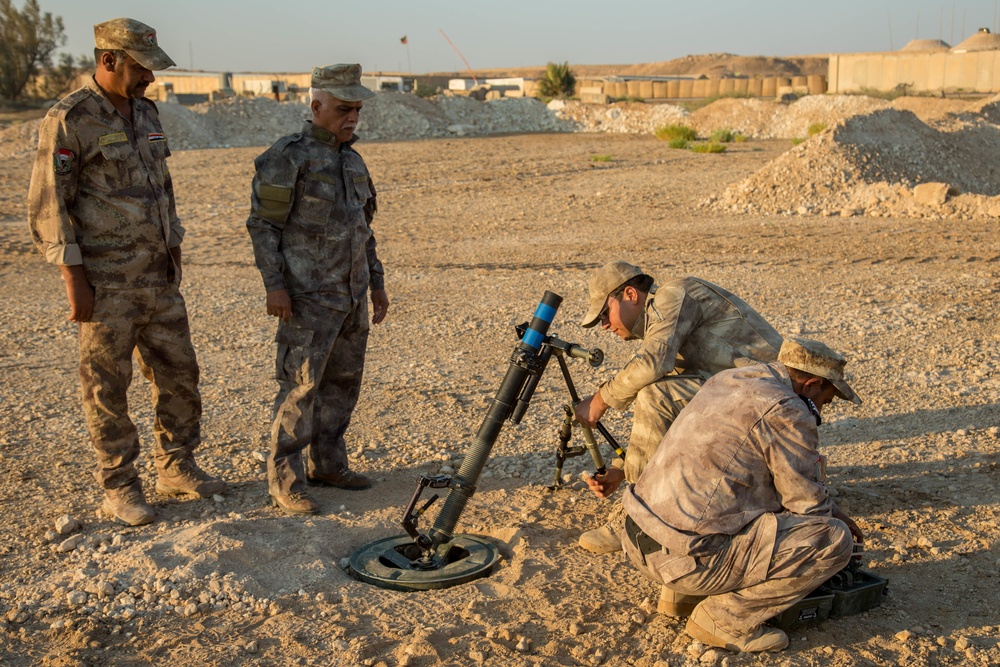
[400,36,408,44]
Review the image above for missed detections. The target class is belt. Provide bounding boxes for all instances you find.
[625,515,666,555]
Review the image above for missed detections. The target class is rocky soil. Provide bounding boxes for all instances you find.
[0,96,998,667]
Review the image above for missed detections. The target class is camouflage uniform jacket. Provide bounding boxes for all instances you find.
[27,77,181,288]
[624,361,837,556]
[600,277,782,410]
[246,122,384,311]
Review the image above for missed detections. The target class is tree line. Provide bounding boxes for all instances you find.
[1,0,89,102]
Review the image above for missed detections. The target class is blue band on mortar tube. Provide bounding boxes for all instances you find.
[520,293,562,350]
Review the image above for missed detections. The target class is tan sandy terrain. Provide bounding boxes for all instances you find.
[0,121,998,667]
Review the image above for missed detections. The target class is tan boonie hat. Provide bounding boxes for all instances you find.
[94,18,175,70]
[779,337,862,405]
[581,260,645,328]
[311,64,375,102]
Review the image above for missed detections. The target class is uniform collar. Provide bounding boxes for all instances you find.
[302,120,358,148]
[86,76,124,118]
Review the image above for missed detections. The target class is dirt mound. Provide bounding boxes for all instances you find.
[551,100,688,134]
[0,118,42,159]
[620,53,828,78]
[157,94,577,149]
[707,106,1000,218]
[428,53,828,80]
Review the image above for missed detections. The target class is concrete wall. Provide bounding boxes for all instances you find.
[575,76,827,101]
[828,51,1000,93]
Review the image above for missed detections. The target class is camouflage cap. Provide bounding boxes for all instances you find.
[581,260,645,328]
[311,64,374,102]
[94,18,176,70]
[779,337,862,405]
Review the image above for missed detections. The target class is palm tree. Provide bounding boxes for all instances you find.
[538,61,576,99]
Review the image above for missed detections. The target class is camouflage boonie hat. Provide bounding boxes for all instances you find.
[94,18,176,70]
[779,337,862,405]
[581,261,646,328]
[311,64,374,102]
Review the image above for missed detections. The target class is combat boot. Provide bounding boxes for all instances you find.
[685,604,789,653]
[306,468,372,490]
[658,586,706,617]
[578,502,626,554]
[270,492,320,515]
[156,459,226,497]
[103,482,156,526]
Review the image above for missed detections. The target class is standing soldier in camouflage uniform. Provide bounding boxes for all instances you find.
[246,64,389,516]
[608,338,864,652]
[575,261,783,555]
[27,18,225,527]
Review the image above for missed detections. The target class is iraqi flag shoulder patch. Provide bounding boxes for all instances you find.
[53,148,74,175]
[148,132,166,142]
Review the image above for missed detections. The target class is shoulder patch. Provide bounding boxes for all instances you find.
[54,148,75,175]
[148,132,166,142]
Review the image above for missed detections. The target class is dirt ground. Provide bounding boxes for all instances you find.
[0,131,998,667]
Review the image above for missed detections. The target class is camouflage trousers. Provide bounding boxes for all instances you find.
[79,285,202,490]
[623,373,704,483]
[623,512,853,635]
[268,297,369,496]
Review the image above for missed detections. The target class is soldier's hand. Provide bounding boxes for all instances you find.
[575,392,609,428]
[834,507,865,544]
[585,467,625,499]
[266,289,293,321]
[61,265,94,323]
[371,288,389,324]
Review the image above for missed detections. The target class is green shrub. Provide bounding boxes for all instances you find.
[807,122,827,137]
[709,128,735,143]
[414,81,438,98]
[791,137,806,146]
[690,142,727,154]
[537,61,576,99]
[734,133,748,142]
[655,124,697,142]
[591,154,613,162]
[667,138,689,149]
[610,95,645,103]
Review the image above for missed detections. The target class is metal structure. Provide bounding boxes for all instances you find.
[349,291,621,591]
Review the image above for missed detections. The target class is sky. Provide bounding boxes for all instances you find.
[27,0,1000,74]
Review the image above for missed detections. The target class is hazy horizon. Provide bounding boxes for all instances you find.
[26,0,1000,74]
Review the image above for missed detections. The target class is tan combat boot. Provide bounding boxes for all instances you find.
[156,459,226,497]
[103,482,155,526]
[306,468,372,490]
[270,492,320,516]
[685,604,789,653]
[578,502,626,554]
[658,586,706,617]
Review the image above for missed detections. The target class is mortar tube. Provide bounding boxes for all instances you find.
[428,291,562,545]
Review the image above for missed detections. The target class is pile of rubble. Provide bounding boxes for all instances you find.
[5,91,1000,220]
[706,100,1000,219]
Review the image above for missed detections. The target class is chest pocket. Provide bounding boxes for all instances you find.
[294,175,339,234]
[346,170,372,205]
[99,139,141,188]
[148,138,169,161]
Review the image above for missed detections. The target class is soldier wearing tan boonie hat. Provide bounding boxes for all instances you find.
[94,18,176,71]
[575,260,783,557]
[778,337,862,405]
